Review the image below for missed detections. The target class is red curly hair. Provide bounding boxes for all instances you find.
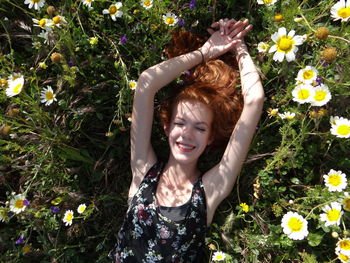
[159,30,243,152]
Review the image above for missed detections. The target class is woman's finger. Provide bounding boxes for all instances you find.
[219,19,225,35]
[207,28,215,35]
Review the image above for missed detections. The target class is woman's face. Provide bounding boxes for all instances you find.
[166,100,213,165]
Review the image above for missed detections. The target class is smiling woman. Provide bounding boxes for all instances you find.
[109,18,264,262]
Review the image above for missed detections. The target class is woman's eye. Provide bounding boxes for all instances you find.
[196,127,206,132]
[174,122,184,126]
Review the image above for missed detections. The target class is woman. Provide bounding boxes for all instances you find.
[110,18,264,262]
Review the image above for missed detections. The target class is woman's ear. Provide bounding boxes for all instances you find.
[163,124,170,136]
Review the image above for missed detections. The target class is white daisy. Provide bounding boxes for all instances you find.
[32,18,53,31]
[40,86,57,106]
[337,239,350,256]
[163,13,178,26]
[9,194,29,214]
[63,210,74,226]
[278,111,296,120]
[257,0,278,5]
[212,251,226,261]
[141,0,153,9]
[38,30,50,44]
[269,27,304,62]
[311,84,331,106]
[129,80,137,90]
[336,249,350,263]
[82,0,94,9]
[323,169,347,192]
[320,202,343,226]
[330,117,350,138]
[295,66,318,84]
[24,0,45,10]
[291,84,315,104]
[257,42,270,53]
[52,15,67,28]
[103,2,123,21]
[77,204,87,214]
[331,0,350,22]
[6,74,24,97]
[281,211,308,240]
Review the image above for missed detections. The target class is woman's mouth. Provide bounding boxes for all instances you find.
[176,142,195,152]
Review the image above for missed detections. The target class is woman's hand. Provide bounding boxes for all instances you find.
[200,18,253,61]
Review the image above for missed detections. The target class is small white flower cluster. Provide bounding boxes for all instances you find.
[292,66,331,106]
[62,204,87,226]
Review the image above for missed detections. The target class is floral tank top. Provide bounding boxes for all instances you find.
[109,161,207,262]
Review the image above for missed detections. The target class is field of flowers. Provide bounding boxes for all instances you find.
[0,0,349,262]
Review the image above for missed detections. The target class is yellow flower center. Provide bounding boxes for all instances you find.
[129,83,136,89]
[15,199,25,209]
[264,0,273,3]
[144,0,151,6]
[166,17,175,25]
[338,7,350,19]
[39,19,46,27]
[288,217,303,232]
[32,0,40,3]
[45,91,54,100]
[327,208,341,222]
[297,89,310,100]
[66,213,73,222]
[303,70,314,80]
[216,255,224,260]
[86,0,92,3]
[53,16,61,24]
[343,197,350,212]
[328,174,341,186]
[109,5,117,14]
[339,253,349,261]
[337,124,350,136]
[314,90,327,101]
[339,240,350,250]
[13,83,23,94]
[277,36,294,53]
[286,115,294,120]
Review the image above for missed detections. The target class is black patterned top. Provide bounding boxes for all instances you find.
[109,161,207,262]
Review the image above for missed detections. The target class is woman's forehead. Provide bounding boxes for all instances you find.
[173,100,213,123]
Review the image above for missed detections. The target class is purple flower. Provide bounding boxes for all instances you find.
[15,235,25,245]
[50,206,60,214]
[189,0,196,9]
[176,19,185,26]
[184,71,191,76]
[23,199,30,206]
[316,76,323,86]
[119,35,128,45]
[68,58,75,67]
[320,60,328,67]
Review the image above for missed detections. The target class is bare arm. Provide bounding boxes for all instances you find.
[202,20,264,223]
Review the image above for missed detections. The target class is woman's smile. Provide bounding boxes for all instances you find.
[176,142,196,152]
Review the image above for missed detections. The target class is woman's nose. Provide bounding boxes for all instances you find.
[181,125,193,139]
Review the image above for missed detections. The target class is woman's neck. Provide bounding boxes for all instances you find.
[162,158,200,186]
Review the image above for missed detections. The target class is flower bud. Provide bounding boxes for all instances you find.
[318,108,328,116]
[274,13,284,22]
[309,111,319,119]
[7,108,20,117]
[0,78,8,86]
[1,125,11,135]
[331,231,339,238]
[315,27,329,40]
[51,52,62,63]
[321,47,337,63]
[46,6,56,16]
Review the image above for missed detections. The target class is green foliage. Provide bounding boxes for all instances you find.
[0,0,349,262]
